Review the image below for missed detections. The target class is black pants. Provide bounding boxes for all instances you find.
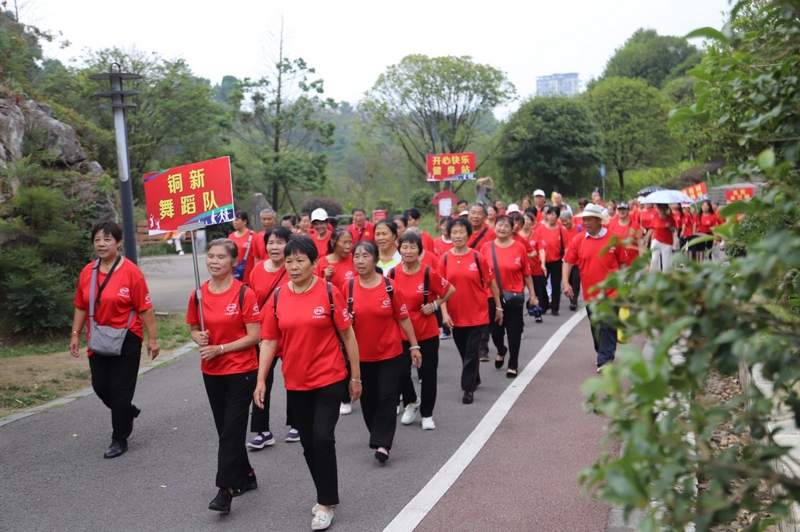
[479,298,493,358]
[203,370,257,489]
[532,274,547,306]
[489,300,524,371]
[400,337,440,418]
[88,331,142,443]
[249,357,293,433]
[586,306,618,367]
[453,324,487,392]
[361,352,407,450]
[543,260,563,313]
[287,379,347,506]
[569,266,581,307]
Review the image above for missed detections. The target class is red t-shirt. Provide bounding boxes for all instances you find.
[249,262,289,358]
[479,241,530,293]
[344,277,409,362]
[606,218,641,263]
[261,280,350,391]
[420,230,435,253]
[433,236,454,257]
[314,255,357,294]
[696,213,721,234]
[525,230,544,277]
[252,230,267,262]
[562,225,580,252]
[420,249,439,269]
[650,215,675,245]
[539,225,566,262]
[467,226,496,249]
[513,233,534,256]
[640,209,656,231]
[186,280,261,376]
[389,266,451,341]
[74,259,152,355]
[228,230,257,284]
[314,232,332,259]
[630,207,641,227]
[437,250,495,327]
[348,221,375,243]
[563,232,626,301]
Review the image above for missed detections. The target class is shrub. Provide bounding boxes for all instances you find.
[300,196,343,216]
[375,198,396,216]
[409,189,435,215]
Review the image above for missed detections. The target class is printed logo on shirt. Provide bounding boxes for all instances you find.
[441,278,448,288]
[119,287,130,298]
[515,257,522,266]
[314,306,325,316]
[253,303,259,313]
[381,298,392,309]
[400,304,408,314]
[344,270,354,279]
[342,308,349,319]
[468,263,478,272]
[416,283,426,294]
[145,293,151,304]
[225,303,239,316]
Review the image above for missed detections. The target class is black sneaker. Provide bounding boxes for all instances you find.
[462,391,474,404]
[552,311,560,316]
[232,470,257,497]
[209,489,232,513]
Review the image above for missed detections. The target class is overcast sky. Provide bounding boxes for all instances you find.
[29,0,730,114]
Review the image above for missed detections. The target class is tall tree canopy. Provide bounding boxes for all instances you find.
[600,28,702,89]
[228,37,335,212]
[497,96,603,196]
[360,54,515,188]
[585,77,679,189]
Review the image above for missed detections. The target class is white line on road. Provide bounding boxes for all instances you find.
[383,311,585,532]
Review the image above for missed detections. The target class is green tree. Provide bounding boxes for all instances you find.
[582,1,800,529]
[228,35,335,212]
[213,75,239,104]
[360,54,515,190]
[601,28,702,89]
[585,77,679,189]
[497,96,603,197]
[37,47,224,199]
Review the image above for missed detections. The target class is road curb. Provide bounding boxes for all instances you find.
[0,341,197,428]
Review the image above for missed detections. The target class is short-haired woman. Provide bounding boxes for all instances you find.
[70,221,160,459]
[187,238,262,514]
[255,235,361,531]
[315,228,355,293]
[228,210,256,284]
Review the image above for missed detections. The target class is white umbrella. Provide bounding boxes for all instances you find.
[642,189,695,205]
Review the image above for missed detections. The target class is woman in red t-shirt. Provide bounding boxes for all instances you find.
[433,216,455,258]
[479,215,536,378]
[520,212,546,316]
[245,227,296,449]
[645,204,677,271]
[695,200,722,260]
[390,232,455,430]
[255,236,361,530]
[228,210,256,284]
[345,241,419,463]
[559,211,582,311]
[438,217,502,405]
[186,238,261,513]
[539,206,566,315]
[70,221,160,460]
[315,228,355,294]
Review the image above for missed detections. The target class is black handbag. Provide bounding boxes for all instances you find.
[491,242,525,307]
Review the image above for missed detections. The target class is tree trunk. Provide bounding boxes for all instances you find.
[617,168,625,191]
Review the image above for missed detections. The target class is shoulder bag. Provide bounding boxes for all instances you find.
[87,256,136,356]
[491,242,525,307]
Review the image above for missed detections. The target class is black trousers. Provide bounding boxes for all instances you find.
[586,306,618,367]
[569,266,581,306]
[287,379,347,506]
[250,357,293,433]
[543,260,563,313]
[360,352,407,450]
[88,331,142,443]
[489,300,524,371]
[453,324,487,392]
[400,337,440,418]
[203,370,257,489]
[532,274,547,306]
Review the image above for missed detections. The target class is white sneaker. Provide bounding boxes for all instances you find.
[311,508,333,530]
[311,503,337,515]
[421,417,435,430]
[401,399,420,425]
[339,402,352,415]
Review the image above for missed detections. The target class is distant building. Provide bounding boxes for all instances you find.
[536,73,581,97]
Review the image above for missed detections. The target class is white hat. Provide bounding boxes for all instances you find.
[311,208,329,222]
[534,189,546,197]
[459,210,469,217]
[574,203,609,224]
[506,203,521,214]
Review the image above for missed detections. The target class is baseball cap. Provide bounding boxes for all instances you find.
[534,189,545,197]
[617,202,630,210]
[311,208,328,222]
[506,203,521,214]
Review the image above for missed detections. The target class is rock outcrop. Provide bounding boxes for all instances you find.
[0,99,25,169]
[23,101,86,165]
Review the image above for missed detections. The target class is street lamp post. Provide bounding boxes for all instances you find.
[90,64,142,265]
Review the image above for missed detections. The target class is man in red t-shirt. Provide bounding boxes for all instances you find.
[562,204,626,371]
[310,208,332,258]
[559,210,582,310]
[466,204,496,250]
[404,208,435,253]
[252,208,277,264]
[348,207,375,243]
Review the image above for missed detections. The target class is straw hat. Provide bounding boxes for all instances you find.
[574,203,609,224]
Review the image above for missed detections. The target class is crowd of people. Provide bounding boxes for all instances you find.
[69,185,725,530]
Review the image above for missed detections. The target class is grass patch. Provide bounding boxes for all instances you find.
[0,338,71,359]
[156,312,191,350]
[0,383,60,409]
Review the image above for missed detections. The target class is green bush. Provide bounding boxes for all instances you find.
[409,189,435,215]
[725,211,800,258]
[300,196,343,216]
[375,198,396,216]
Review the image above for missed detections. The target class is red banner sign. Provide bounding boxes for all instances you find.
[682,182,708,203]
[143,157,234,234]
[725,187,754,202]
[427,152,476,182]
[372,210,387,222]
